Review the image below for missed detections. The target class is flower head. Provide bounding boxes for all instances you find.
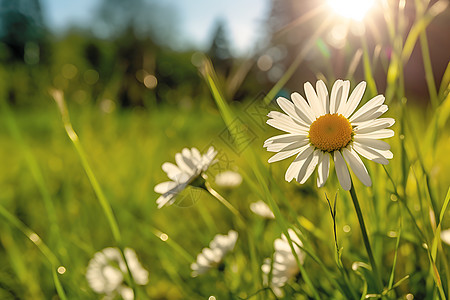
[262,229,305,296]
[215,170,243,188]
[264,80,394,190]
[86,247,149,299]
[191,230,238,277]
[154,147,217,208]
[250,200,275,219]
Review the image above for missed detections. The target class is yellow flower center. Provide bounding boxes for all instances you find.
[309,114,353,152]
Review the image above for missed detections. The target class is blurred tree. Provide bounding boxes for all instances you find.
[207,19,233,77]
[0,0,46,63]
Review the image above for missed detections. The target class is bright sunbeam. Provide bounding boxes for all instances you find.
[326,0,376,21]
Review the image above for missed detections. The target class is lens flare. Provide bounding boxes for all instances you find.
[326,0,376,21]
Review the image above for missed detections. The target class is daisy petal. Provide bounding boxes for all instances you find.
[154,181,178,194]
[276,97,308,126]
[355,118,395,134]
[354,105,388,123]
[353,142,389,165]
[267,139,309,152]
[298,149,321,184]
[291,92,316,124]
[268,148,302,163]
[162,162,182,180]
[264,134,307,147]
[304,82,325,117]
[330,80,343,114]
[349,95,385,122]
[336,80,350,115]
[316,80,329,114]
[342,81,366,118]
[317,152,330,187]
[353,137,390,150]
[334,151,351,190]
[285,145,314,182]
[343,148,372,187]
[267,116,308,134]
[356,129,395,139]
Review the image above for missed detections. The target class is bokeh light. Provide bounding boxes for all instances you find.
[326,0,376,21]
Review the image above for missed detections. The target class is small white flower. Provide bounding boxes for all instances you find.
[191,230,238,277]
[154,147,217,208]
[441,229,450,245]
[262,229,305,296]
[86,247,149,299]
[264,80,394,190]
[215,170,243,188]
[250,200,275,219]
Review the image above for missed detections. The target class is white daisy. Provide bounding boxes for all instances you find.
[191,230,238,277]
[86,247,149,299]
[250,200,275,219]
[262,229,305,296]
[215,170,243,188]
[441,229,450,245]
[154,146,217,208]
[264,79,394,190]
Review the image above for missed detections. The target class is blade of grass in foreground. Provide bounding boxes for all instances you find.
[0,204,67,300]
[50,90,138,298]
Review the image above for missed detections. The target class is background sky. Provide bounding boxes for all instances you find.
[40,0,270,55]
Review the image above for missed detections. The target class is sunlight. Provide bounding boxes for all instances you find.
[326,0,376,21]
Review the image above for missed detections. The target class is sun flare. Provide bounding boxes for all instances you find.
[326,0,376,21]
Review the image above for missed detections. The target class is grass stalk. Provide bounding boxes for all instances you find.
[349,181,383,292]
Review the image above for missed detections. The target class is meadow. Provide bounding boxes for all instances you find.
[1,0,450,299]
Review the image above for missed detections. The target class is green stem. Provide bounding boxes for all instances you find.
[204,181,244,224]
[0,204,67,300]
[349,182,383,292]
[51,90,137,298]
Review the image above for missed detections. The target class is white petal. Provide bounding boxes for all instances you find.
[334,151,351,190]
[156,194,175,208]
[175,152,195,174]
[355,129,395,139]
[349,95,385,122]
[264,133,307,147]
[297,149,320,184]
[268,148,303,163]
[336,80,350,115]
[191,148,202,162]
[342,81,366,118]
[354,105,388,123]
[329,80,343,114]
[342,148,372,187]
[354,118,395,133]
[353,142,389,165]
[267,113,309,134]
[441,229,450,245]
[284,145,314,182]
[267,139,309,152]
[317,152,330,187]
[154,181,178,194]
[316,80,329,114]
[291,92,316,124]
[304,82,325,117]
[162,162,182,180]
[353,137,390,150]
[276,97,309,126]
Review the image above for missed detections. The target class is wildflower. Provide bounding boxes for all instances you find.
[441,229,450,245]
[191,230,238,277]
[154,147,217,208]
[250,200,275,219]
[215,170,243,188]
[262,229,305,296]
[86,247,149,300]
[264,80,394,190]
